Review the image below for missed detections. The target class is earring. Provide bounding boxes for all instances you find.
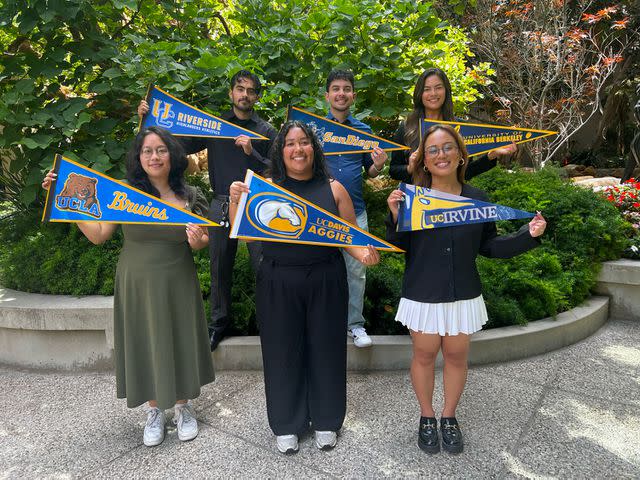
[459,158,465,166]
[423,165,428,173]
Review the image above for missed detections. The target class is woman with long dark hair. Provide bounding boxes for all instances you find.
[229,120,379,454]
[386,124,545,454]
[43,126,214,447]
[389,68,516,183]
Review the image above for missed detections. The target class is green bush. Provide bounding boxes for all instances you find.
[0,167,632,334]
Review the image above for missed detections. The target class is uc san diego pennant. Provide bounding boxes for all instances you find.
[140,85,269,140]
[397,183,533,232]
[421,119,557,157]
[287,106,409,156]
[230,170,402,252]
[42,155,219,227]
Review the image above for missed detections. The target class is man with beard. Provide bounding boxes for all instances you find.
[138,70,277,350]
[323,69,387,348]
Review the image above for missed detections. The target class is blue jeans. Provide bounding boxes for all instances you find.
[342,210,368,331]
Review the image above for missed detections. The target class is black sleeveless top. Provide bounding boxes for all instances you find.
[262,175,340,264]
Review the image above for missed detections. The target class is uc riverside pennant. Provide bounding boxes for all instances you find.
[287,106,409,156]
[397,182,533,232]
[42,155,219,227]
[230,170,402,252]
[140,85,268,140]
[421,119,557,157]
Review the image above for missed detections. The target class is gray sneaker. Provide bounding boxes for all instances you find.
[314,430,337,450]
[276,434,299,454]
[174,402,198,441]
[143,407,165,447]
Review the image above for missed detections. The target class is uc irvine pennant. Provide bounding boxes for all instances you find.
[42,155,219,227]
[287,106,409,156]
[230,170,402,252]
[397,183,533,232]
[421,119,557,157]
[139,85,268,140]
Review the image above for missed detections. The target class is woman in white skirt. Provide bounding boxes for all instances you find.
[386,124,547,454]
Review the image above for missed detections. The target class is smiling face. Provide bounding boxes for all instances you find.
[283,127,314,180]
[421,74,447,116]
[325,79,355,114]
[423,129,461,180]
[140,133,171,181]
[229,76,258,113]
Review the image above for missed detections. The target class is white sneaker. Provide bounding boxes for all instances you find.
[174,402,198,441]
[276,434,299,454]
[143,407,165,447]
[348,327,372,348]
[314,430,337,450]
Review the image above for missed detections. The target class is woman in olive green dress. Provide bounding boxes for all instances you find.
[43,126,215,447]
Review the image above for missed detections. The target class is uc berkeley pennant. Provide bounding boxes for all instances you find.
[421,119,557,157]
[287,106,409,156]
[139,85,268,140]
[230,170,402,252]
[397,183,533,232]
[42,155,219,227]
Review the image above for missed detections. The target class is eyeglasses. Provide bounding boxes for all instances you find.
[141,147,169,157]
[425,143,458,158]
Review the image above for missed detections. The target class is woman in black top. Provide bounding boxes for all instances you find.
[386,124,546,454]
[389,68,517,183]
[229,120,379,454]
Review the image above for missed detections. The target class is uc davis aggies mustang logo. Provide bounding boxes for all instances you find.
[247,193,307,239]
[55,173,102,218]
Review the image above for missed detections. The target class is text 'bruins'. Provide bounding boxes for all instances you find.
[108,191,168,220]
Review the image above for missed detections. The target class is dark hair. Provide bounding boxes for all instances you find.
[268,120,330,183]
[126,126,188,198]
[404,68,454,149]
[230,69,262,96]
[412,124,468,188]
[325,69,355,91]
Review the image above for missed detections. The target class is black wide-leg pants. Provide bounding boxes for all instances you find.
[257,254,348,435]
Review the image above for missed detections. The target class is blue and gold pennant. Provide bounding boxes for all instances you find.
[42,155,219,227]
[139,85,269,140]
[230,170,403,251]
[287,106,410,156]
[397,182,533,231]
[421,119,557,157]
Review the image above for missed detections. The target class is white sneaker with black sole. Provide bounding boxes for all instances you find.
[348,327,372,348]
[143,407,165,447]
[276,434,299,454]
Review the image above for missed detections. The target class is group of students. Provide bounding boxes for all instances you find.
[42,67,546,455]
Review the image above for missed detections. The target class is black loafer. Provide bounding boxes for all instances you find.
[418,417,440,454]
[440,417,463,454]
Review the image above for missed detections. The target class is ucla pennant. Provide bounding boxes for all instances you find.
[230,170,402,251]
[140,85,269,140]
[397,183,533,232]
[42,155,219,227]
[421,119,557,157]
[287,106,409,156]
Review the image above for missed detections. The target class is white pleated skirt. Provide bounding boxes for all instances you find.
[395,295,488,336]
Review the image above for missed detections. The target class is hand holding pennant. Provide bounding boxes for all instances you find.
[421,119,557,158]
[42,154,219,227]
[229,170,403,252]
[138,85,269,140]
[287,106,409,156]
[396,183,534,232]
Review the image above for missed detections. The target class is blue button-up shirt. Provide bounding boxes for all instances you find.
[325,112,373,214]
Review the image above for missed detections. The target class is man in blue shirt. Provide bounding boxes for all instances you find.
[324,69,387,347]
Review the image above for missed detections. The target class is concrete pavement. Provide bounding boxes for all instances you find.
[1,316,639,479]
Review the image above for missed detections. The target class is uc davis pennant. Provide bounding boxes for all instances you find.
[421,119,557,157]
[397,183,533,232]
[140,85,268,140]
[42,155,219,227]
[287,106,409,156]
[230,170,402,252]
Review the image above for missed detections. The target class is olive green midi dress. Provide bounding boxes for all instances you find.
[113,186,215,409]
